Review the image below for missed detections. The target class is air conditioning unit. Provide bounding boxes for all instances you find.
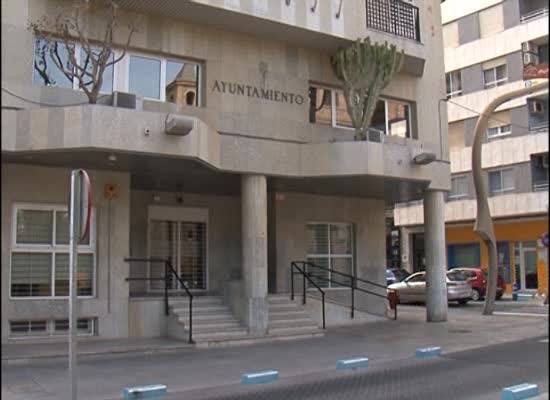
[523,52,539,66]
[529,100,544,114]
[97,91,142,110]
[522,42,538,54]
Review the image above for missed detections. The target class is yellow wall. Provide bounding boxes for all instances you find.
[446,219,548,293]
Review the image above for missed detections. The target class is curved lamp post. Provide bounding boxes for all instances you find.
[472,81,547,315]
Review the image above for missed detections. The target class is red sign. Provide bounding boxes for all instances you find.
[79,170,91,242]
[523,62,549,80]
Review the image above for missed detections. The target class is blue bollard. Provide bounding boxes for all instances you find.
[512,282,519,301]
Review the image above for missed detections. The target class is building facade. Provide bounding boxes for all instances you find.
[396,0,549,295]
[2,0,449,343]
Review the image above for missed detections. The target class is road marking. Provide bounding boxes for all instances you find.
[539,338,548,343]
[493,311,548,318]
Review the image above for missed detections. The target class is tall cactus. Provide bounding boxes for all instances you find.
[331,38,404,140]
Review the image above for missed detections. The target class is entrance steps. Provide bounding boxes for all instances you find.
[168,296,249,345]
[168,294,324,347]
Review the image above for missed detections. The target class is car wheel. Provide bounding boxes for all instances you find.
[471,289,482,302]
[458,299,469,305]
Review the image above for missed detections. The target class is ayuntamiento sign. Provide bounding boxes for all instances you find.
[212,80,305,105]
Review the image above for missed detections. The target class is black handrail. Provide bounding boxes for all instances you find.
[291,260,397,323]
[124,257,194,344]
[291,262,326,329]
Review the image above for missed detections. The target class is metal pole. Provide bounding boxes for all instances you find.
[351,277,355,319]
[302,272,306,305]
[164,262,169,316]
[189,296,193,344]
[69,171,81,400]
[290,264,294,301]
[321,293,326,329]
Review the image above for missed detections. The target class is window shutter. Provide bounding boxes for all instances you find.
[11,253,52,296]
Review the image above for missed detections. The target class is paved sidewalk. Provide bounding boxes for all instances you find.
[2,304,548,400]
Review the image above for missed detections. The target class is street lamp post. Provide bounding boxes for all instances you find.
[471,81,547,315]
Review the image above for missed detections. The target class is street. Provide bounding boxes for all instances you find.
[173,336,549,400]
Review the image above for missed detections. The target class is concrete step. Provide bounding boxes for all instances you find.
[268,303,302,312]
[187,323,244,334]
[268,319,319,329]
[171,305,229,314]
[189,328,249,341]
[268,325,323,335]
[169,297,224,306]
[267,295,295,304]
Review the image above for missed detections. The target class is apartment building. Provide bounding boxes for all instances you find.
[395,0,549,296]
[1,0,450,344]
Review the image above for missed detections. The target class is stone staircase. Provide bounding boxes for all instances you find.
[267,294,324,338]
[167,294,324,347]
[167,296,248,345]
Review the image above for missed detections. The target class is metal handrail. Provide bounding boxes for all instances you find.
[291,260,397,323]
[520,6,549,22]
[290,262,326,329]
[124,257,194,344]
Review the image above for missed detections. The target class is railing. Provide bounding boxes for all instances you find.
[290,261,397,330]
[533,181,549,192]
[124,257,194,344]
[529,121,549,133]
[365,0,421,42]
[520,7,549,23]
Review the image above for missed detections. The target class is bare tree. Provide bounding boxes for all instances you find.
[29,0,136,104]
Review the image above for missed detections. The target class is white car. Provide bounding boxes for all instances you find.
[388,270,473,305]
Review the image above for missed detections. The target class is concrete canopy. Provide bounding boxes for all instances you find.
[2,150,428,203]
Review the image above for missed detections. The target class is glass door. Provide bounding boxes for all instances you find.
[515,241,538,291]
[148,219,207,291]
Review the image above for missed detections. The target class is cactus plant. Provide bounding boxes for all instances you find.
[331,38,404,140]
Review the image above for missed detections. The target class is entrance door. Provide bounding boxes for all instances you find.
[148,206,208,292]
[515,241,538,291]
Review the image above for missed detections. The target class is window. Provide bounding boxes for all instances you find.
[449,176,468,200]
[406,272,425,283]
[442,21,459,48]
[9,318,95,338]
[488,168,514,196]
[33,38,114,92]
[10,204,95,298]
[483,64,507,88]
[479,4,504,38]
[446,70,462,98]
[309,85,413,139]
[306,223,354,288]
[487,124,512,140]
[32,38,201,106]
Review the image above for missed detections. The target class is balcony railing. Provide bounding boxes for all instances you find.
[533,182,549,192]
[520,7,549,23]
[365,0,421,42]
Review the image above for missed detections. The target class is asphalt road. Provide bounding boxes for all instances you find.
[172,335,549,400]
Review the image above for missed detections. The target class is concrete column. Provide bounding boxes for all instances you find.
[241,175,268,335]
[399,227,411,273]
[423,190,448,322]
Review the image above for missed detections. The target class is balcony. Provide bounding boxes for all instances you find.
[520,6,549,23]
[365,0,420,42]
[533,182,549,191]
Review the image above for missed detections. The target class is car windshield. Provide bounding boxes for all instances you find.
[392,269,410,281]
[447,271,469,281]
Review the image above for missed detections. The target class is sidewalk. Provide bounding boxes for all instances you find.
[2,304,548,400]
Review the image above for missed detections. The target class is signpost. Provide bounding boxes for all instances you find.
[68,169,91,400]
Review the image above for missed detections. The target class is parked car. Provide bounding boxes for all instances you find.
[450,267,505,301]
[388,270,473,305]
[386,268,411,286]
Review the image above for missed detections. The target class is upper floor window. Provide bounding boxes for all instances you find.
[446,70,462,98]
[33,38,114,92]
[488,168,514,196]
[449,176,468,200]
[365,0,421,42]
[32,38,200,107]
[10,204,95,298]
[483,64,507,88]
[309,85,413,139]
[487,124,511,141]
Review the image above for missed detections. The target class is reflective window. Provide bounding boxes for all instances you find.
[33,39,74,88]
[129,55,161,99]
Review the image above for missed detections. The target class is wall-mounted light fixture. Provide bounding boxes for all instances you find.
[412,152,437,165]
[335,0,343,18]
[285,0,291,5]
[310,0,317,13]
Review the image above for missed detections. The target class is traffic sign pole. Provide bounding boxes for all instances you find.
[69,170,81,400]
[68,169,91,400]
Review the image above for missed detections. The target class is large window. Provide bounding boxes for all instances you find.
[445,70,462,98]
[309,86,413,139]
[33,38,114,93]
[32,38,201,106]
[306,223,354,288]
[483,64,507,88]
[10,204,95,298]
[449,176,468,200]
[488,168,514,196]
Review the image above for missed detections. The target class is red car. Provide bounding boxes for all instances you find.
[452,267,505,301]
